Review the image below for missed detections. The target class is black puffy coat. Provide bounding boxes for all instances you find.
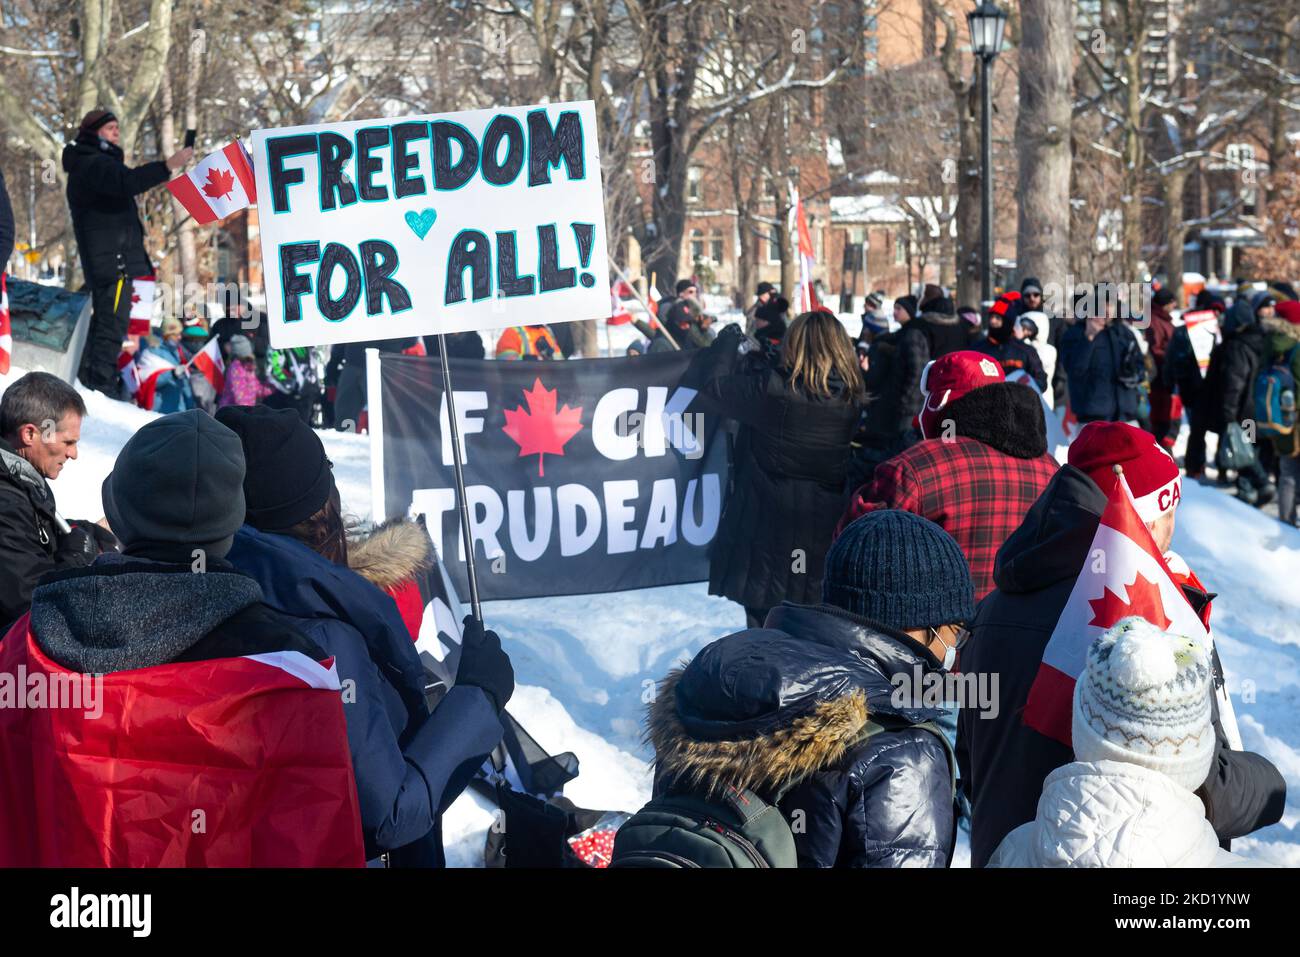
[696,360,862,610]
[956,465,1287,867]
[0,439,93,633]
[62,130,169,287]
[649,602,956,868]
[1204,323,1269,434]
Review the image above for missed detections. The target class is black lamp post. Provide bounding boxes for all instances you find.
[967,0,1007,307]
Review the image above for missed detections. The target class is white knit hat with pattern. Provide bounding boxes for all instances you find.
[1072,616,1215,791]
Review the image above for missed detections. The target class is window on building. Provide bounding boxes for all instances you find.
[687,166,703,204]
[894,232,907,265]
[768,225,782,264]
[711,231,725,265]
[691,228,705,262]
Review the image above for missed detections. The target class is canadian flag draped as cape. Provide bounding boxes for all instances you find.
[0,616,364,867]
[1023,470,1241,747]
[166,141,257,225]
[132,348,178,411]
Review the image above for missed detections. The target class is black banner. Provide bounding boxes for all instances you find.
[373,351,728,600]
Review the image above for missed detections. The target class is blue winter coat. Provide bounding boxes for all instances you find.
[1058,321,1143,421]
[147,340,196,413]
[225,524,502,865]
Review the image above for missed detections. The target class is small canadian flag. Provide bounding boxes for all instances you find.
[187,335,225,394]
[166,141,257,225]
[128,275,156,337]
[0,273,11,376]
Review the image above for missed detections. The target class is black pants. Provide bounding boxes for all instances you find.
[1183,395,1208,475]
[78,278,132,394]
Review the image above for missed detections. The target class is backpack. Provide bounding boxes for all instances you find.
[609,720,955,869]
[1254,344,1299,439]
[609,785,797,868]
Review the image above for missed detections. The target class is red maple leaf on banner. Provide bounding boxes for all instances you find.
[501,378,584,477]
[202,167,236,201]
[1087,571,1173,631]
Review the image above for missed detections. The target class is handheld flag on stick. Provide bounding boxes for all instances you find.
[166,141,257,225]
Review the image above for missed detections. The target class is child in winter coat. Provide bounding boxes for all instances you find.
[990,617,1264,868]
[218,334,273,409]
[145,318,196,413]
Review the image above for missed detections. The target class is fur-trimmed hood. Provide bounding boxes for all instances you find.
[347,519,433,590]
[941,381,1049,459]
[1262,315,1300,351]
[917,309,961,327]
[647,603,947,799]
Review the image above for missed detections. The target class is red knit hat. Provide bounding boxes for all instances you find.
[1276,300,1300,326]
[918,350,1005,439]
[1069,421,1181,522]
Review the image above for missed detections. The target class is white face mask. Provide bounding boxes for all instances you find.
[929,627,957,671]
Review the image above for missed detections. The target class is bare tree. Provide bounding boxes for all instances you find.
[1016,0,1072,288]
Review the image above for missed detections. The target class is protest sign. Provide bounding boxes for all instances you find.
[249,101,609,349]
[1181,309,1220,375]
[368,351,728,600]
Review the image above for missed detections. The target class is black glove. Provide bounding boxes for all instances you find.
[455,615,514,713]
[55,527,96,564]
[69,519,120,554]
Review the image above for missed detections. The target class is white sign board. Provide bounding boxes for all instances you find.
[249,101,609,348]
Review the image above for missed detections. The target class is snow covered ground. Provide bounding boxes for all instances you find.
[6,373,1298,867]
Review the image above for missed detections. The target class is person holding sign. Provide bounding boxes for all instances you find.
[64,110,193,396]
[218,407,510,865]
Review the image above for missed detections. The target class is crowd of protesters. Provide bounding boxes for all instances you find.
[0,118,1293,866]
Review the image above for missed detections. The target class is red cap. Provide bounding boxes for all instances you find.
[918,350,1005,439]
[1068,421,1181,521]
[1276,300,1300,326]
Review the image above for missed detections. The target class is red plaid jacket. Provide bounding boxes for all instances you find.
[838,436,1059,600]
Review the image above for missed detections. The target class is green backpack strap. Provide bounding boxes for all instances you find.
[859,717,957,799]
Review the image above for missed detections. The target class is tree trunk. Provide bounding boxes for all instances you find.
[1015,0,1073,290]
[1162,164,1188,291]
[955,84,982,307]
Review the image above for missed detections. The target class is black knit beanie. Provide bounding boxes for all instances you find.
[822,510,975,631]
[80,109,117,134]
[214,405,333,530]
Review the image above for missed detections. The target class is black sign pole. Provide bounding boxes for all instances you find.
[437,334,484,624]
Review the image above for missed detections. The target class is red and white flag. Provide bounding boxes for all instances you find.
[118,348,140,396]
[166,141,257,226]
[608,283,633,325]
[1022,471,1217,746]
[128,275,156,337]
[133,348,178,411]
[789,184,820,314]
[0,273,11,376]
[187,334,225,394]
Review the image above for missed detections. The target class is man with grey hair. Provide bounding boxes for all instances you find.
[0,372,99,632]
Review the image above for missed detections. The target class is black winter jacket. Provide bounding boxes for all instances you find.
[0,439,93,634]
[973,336,1048,392]
[0,168,13,270]
[893,313,970,433]
[695,356,862,610]
[861,330,905,442]
[62,131,169,288]
[1058,321,1144,421]
[1205,324,1269,434]
[650,602,956,868]
[956,465,1287,867]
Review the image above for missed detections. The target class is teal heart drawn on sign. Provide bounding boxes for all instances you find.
[405,208,437,239]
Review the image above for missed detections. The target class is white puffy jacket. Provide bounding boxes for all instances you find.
[990,760,1263,868]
